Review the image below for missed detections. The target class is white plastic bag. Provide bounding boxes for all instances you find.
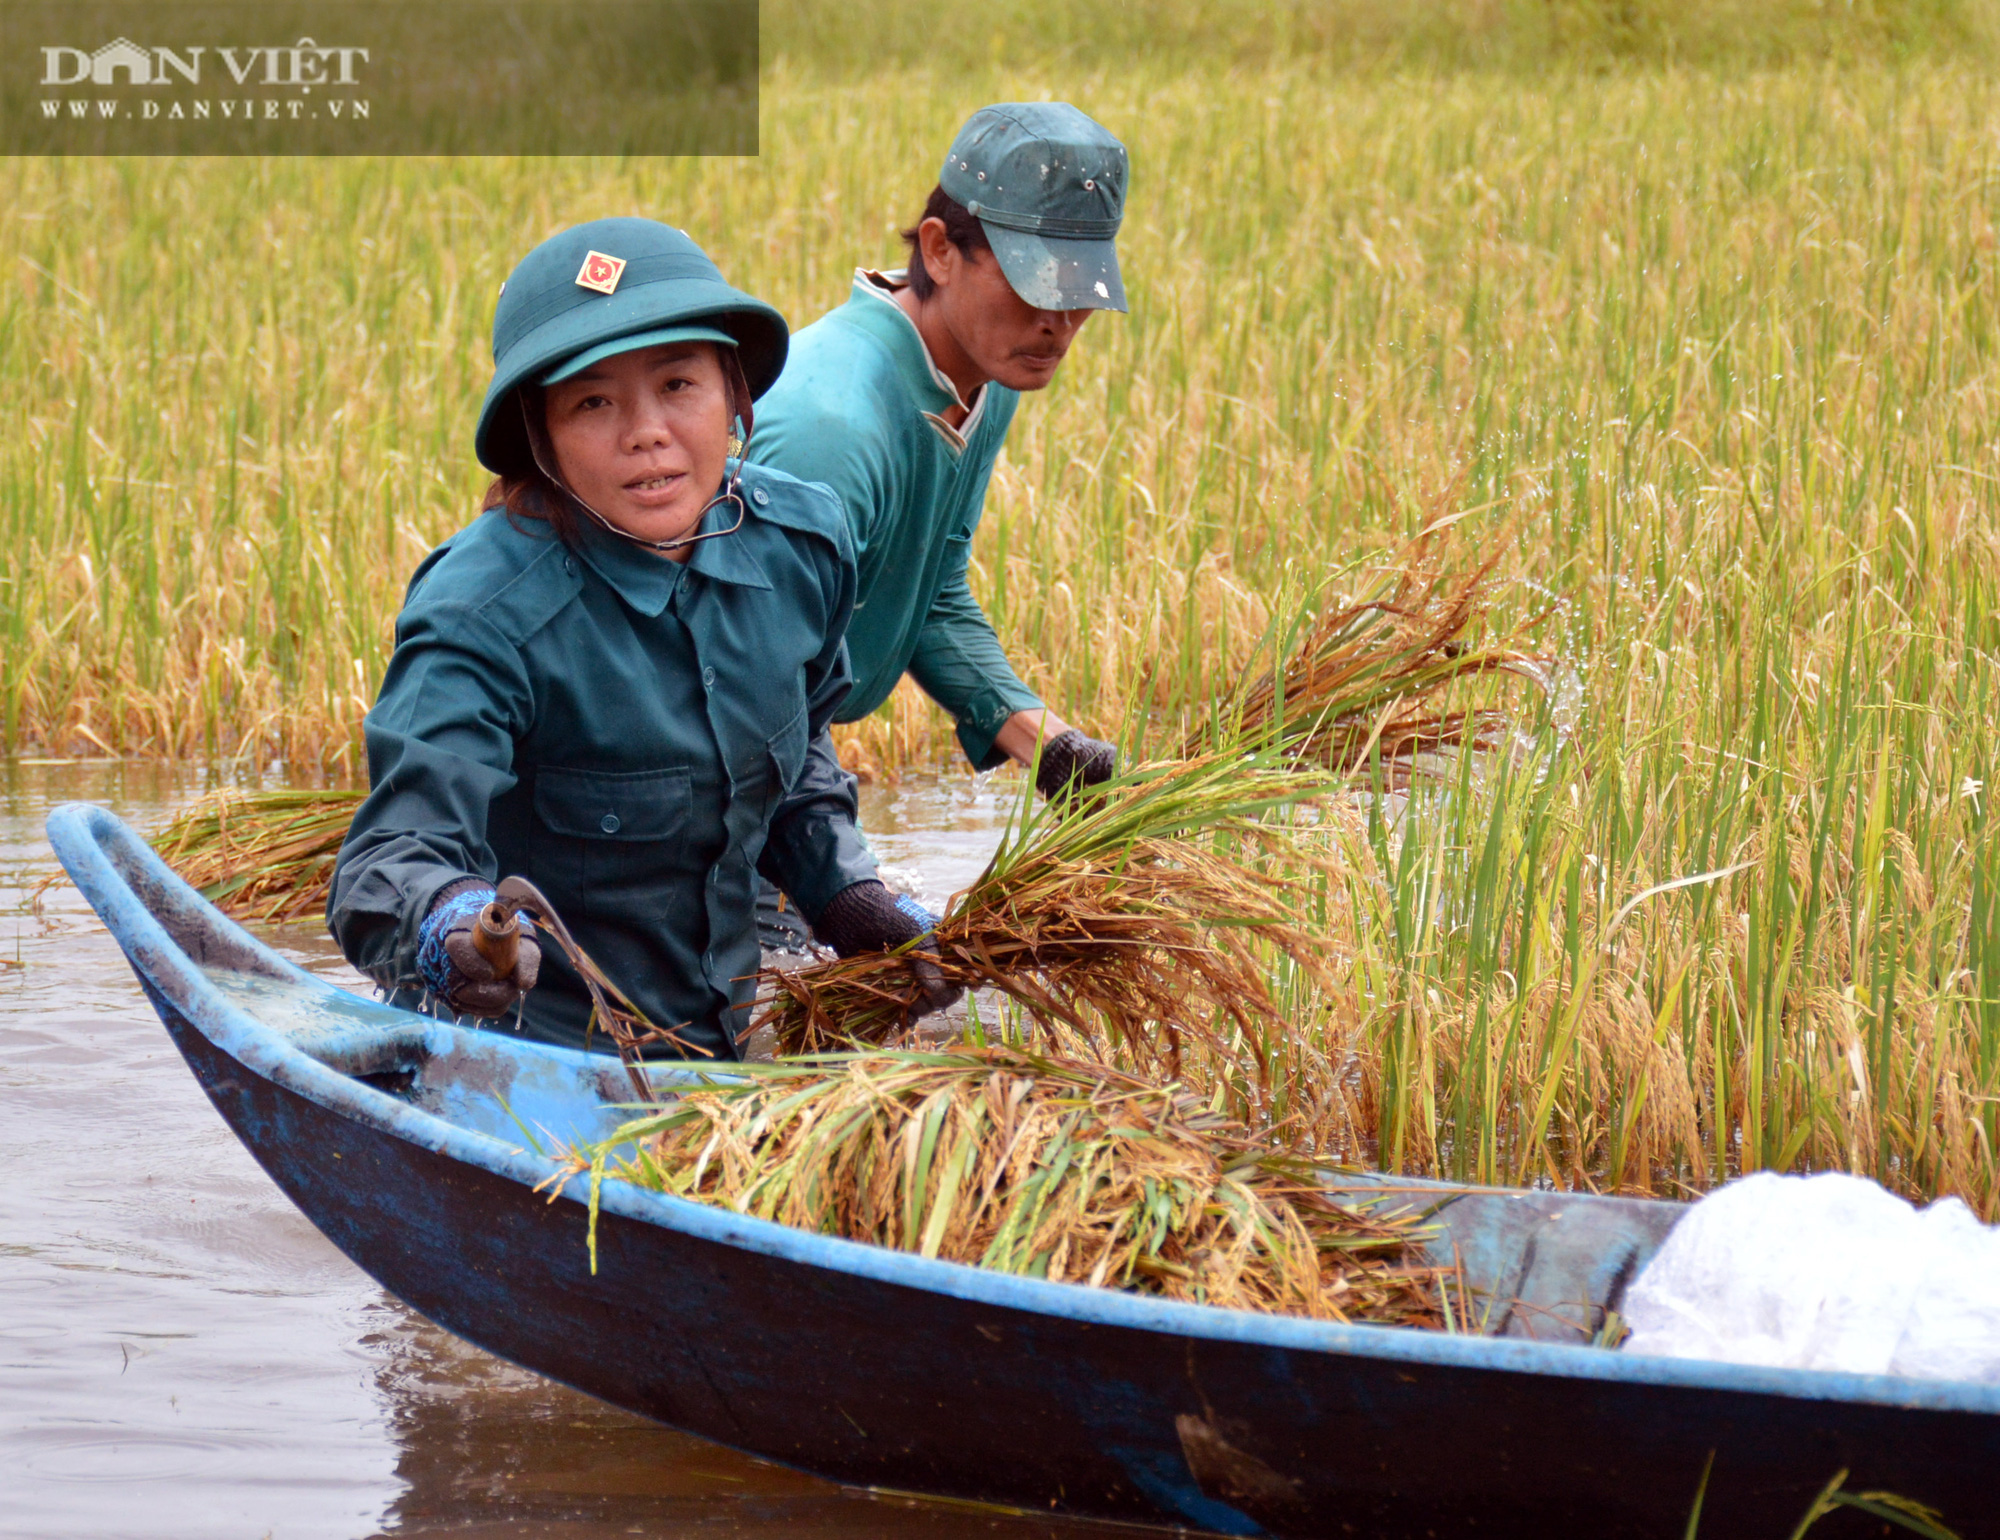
[1621,1171,2000,1381]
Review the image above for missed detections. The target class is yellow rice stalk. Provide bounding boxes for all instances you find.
[577,1045,1458,1328]
[150,787,365,923]
[1181,548,1545,775]
[759,755,1342,1073]
[765,550,1541,1066]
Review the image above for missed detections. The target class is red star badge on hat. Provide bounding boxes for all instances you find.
[575,251,626,295]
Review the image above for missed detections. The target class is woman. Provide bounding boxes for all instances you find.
[328,218,953,1059]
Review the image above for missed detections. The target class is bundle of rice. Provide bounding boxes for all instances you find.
[575,1044,1461,1328]
[765,547,1549,1063]
[1181,550,1542,775]
[758,754,1341,1069]
[148,787,365,922]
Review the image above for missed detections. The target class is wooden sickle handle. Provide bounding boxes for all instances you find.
[470,900,520,979]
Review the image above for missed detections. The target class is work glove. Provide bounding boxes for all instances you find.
[811,879,962,1023]
[1033,729,1118,802]
[416,879,543,1017]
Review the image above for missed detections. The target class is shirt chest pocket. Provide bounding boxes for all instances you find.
[722,706,809,843]
[534,766,694,841]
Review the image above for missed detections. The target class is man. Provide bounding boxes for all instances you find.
[749,102,1128,947]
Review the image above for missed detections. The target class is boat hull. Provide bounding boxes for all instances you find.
[56,803,2000,1538]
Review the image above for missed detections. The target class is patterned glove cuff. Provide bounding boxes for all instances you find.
[417,885,496,997]
[893,892,941,943]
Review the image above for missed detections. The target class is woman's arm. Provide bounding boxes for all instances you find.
[327,600,534,989]
[755,565,878,924]
[755,518,959,1020]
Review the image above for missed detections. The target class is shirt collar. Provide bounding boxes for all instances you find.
[572,480,769,613]
[850,269,990,445]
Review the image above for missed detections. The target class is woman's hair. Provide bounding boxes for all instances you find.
[482,466,581,545]
[481,386,586,544]
[900,185,992,300]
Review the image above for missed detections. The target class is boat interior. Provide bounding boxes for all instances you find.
[77,802,1689,1349]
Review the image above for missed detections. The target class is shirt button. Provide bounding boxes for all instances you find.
[752,487,769,506]
[564,557,577,576]
[599,813,621,834]
[702,666,715,690]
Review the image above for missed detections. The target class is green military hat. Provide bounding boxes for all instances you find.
[939,102,1128,314]
[476,217,788,477]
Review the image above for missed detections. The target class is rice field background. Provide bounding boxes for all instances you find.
[10,0,2000,1210]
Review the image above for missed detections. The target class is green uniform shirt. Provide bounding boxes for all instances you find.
[748,270,1044,770]
[327,463,876,1059]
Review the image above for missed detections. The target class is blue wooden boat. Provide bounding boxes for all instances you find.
[47,801,2000,1538]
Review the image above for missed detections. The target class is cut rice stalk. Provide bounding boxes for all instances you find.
[150,787,365,923]
[758,754,1343,1071]
[1183,547,1546,776]
[764,548,1545,1065]
[572,1044,1463,1328]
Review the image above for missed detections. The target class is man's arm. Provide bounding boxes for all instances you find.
[991,706,1073,763]
[752,358,1107,782]
[905,548,1048,771]
[907,550,1117,796]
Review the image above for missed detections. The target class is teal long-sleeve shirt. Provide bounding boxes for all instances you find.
[747,270,1044,770]
[326,463,877,1060]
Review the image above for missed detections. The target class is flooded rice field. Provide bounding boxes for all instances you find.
[0,761,1142,1539]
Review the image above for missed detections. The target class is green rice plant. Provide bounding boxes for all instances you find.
[1678,1455,1965,1540]
[10,9,2000,1216]
[1238,507,2000,1216]
[571,1043,1458,1326]
[1779,1469,1962,1540]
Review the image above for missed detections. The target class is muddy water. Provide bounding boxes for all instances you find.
[0,762,1145,1539]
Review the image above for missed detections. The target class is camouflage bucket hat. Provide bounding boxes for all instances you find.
[939,102,1128,313]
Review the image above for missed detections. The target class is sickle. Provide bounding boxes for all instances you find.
[469,900,520,979]
[495,873,710,1100]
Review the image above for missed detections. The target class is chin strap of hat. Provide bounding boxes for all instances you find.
[519,348,758,556]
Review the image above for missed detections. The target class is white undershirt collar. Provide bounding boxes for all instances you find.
[855,268,990,450]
